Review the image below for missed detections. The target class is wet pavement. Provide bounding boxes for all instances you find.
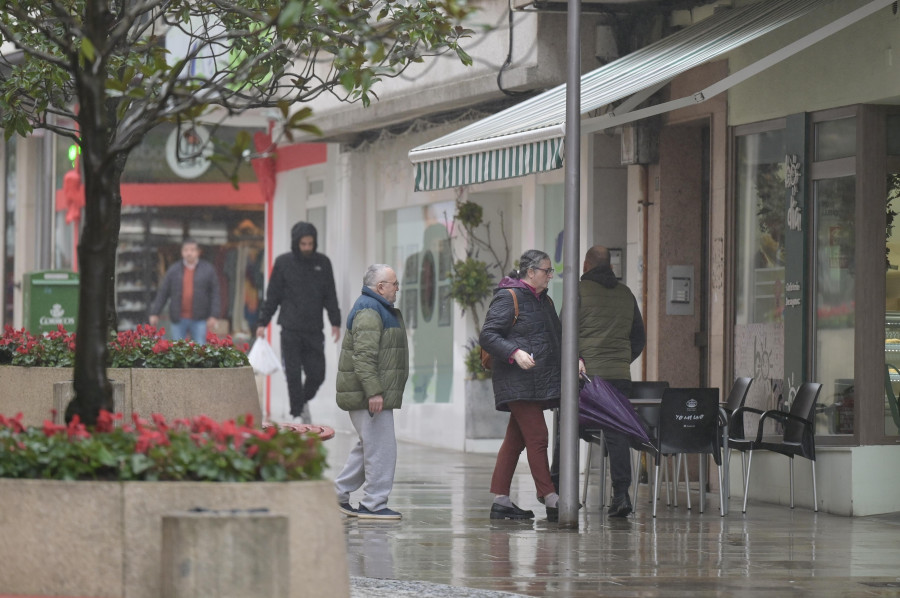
[326,432,900,598]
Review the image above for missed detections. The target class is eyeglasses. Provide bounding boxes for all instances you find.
[379,280,400,288]
[532,267,554,276]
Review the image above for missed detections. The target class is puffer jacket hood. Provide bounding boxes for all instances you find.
[291,221,318,258]
[581,264,618,288]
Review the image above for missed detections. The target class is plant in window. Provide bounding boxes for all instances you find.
[446,196,510,379]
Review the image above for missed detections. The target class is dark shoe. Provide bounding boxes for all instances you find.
[490,502,535,520]
[607,494,633,518]
[338,502,358,517]
[546,506,558,522]
[357,506,402,520]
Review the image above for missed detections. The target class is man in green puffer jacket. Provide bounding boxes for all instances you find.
[334,264,409,520]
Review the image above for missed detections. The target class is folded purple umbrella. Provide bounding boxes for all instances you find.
[579,374,657,453]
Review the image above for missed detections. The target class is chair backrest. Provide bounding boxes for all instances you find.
[632,381,669,399]
[631,381,669,430]
[884,364,900,431]
[784,382,822,450]
[724,377,753,413]
[657,388,722,464]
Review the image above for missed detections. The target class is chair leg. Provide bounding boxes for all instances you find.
[740,451,747,495]
[811,459,818,512]
[653,461,661,518]
[698,455,706,514]
[683,454,692,511]
[631,450,641,504]
[581,440,593,507]
[789,457,795,509]
[716,453,725,517]
[742,450,753,514]
[598,432,608,508]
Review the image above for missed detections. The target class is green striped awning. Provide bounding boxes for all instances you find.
[414,137,564,192]
[409,0,844,192]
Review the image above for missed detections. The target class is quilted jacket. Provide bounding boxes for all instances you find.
[479,277,562,412]
[335,286,409,411]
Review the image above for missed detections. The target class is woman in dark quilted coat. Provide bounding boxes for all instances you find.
[479,249,562,522]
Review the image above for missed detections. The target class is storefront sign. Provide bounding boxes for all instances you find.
[785,154,803,231]
[165,125,212,179]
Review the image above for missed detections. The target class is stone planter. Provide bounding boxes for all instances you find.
[465,378,509,440]
[0,365,261,426]
[0,478,349,598]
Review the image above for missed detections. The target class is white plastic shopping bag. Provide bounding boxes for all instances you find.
[248,338,282,376]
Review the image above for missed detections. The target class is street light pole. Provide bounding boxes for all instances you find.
[558,0,581,528]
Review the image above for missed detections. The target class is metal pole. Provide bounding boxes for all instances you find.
[558,0,581,528]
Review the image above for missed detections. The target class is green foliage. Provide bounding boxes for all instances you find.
[0,412,326,482]
[0,325,249,369]
[463,339,490,381]
[448,258,493,315]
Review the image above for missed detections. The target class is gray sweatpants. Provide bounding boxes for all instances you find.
[334,409,397,512]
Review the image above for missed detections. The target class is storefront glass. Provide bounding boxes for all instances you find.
[543,183,564,306]
[116,205,265,348]
[380,203,454,404]
[814,118,856,162]
[733,129,786,414]
[884,173,900,436]
[812,176,856,436]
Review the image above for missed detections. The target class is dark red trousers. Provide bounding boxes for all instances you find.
[490,401,556,499]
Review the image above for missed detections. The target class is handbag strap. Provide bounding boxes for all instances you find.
[507,288,519,325]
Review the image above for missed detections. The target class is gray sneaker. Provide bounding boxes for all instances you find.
[338,502,358,517]
[357,506,402,520]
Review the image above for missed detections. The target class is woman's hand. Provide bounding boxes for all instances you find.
[513,350,535,370]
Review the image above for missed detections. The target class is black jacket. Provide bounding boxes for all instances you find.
[257,222,341,335]
[479,277,562,412]
[149,259,221,322]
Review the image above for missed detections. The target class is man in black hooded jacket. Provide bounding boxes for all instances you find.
[256,222,341,421]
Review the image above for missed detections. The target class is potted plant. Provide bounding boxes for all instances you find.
[446,199,512,443]
[0,325,261,427]
[0,411,348,598]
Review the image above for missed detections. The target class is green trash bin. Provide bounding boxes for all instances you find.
[22,270,79,335]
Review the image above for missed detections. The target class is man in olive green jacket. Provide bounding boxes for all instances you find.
[578,245,645,518]
[334,264,409,520]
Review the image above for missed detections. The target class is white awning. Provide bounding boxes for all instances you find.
[409,0,892,191]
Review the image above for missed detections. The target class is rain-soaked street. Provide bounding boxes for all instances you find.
[328,434,900,598]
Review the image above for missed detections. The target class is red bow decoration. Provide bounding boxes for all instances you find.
[61,168,85,225]
[251,132,277,204]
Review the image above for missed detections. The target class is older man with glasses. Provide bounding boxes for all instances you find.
[334,264,408,520]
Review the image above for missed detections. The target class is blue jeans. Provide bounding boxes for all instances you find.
[170,318,208,344]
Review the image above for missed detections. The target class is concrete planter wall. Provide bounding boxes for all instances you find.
[0,478,349,598]
[465,378,508,440]
[0,365,261,426]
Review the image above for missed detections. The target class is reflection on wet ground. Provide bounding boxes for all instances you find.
[327,435,900,598]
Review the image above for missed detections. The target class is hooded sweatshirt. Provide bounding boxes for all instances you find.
[257,222,341,334]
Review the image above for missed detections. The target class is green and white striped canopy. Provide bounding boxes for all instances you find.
[409,0,828,192]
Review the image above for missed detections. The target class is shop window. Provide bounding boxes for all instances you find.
[115,206,265,348]
[887,115,900,156]
[733,127,787,421]
[814,118,856,162]
[543,183,564,307]
[812,176,856,436]
[380,203,454,404]
[884,174,900,437]
[734,129,787,326]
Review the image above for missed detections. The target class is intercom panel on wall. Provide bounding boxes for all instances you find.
[666,265,694,316]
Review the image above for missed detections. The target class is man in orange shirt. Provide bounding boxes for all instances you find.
[149,239,221,344]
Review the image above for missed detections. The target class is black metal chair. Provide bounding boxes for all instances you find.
[719,377,753,504]
[728,382,822,513]
[581,381,668,509]
[652,388,724,517]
